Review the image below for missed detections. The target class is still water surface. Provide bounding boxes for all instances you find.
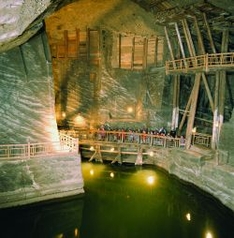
[0,161,234,238]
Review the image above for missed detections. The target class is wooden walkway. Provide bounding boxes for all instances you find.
[165,52,234,74]
[60,129,215,165]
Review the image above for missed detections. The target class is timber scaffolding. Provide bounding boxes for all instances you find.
[163,4,234,151]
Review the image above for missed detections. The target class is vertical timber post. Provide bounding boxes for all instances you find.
[172,75,180,131]
[185,73,201,149]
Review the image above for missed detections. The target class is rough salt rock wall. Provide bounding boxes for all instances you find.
[0,154,84,209]
[0,0,64,52]
[153,148,234,212]
[0,30,59,144]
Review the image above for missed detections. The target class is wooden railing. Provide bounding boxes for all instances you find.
[61,129,186,148]
[192,132,212,148]
[0,133,78,159]
[59,132,79,152]
[166,52,234,73]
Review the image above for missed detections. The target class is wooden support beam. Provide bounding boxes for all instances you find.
[143,38,148,69]
[111,146,122,164]
[185,73,201,149]
[178,82,194,134]
[193,16,205,54]
[221,29,229,53]
[203,13,216,53]
[89,145,103,162]
[174,22,186,59]
[211,72,220,149]
[76,28,80,58]
[87,28,90,63]
[164,26,175,61]
[172,75,180,130]
[218,29,229,128]
[154,36,158,65]
[219,70,226,125]
[201,73,214,112]
[132,37,135,70]
[64,30,68,58]
[97,28,101,66]
[181,19,196,57]
[119,34,122,68]
[174,22,188,69]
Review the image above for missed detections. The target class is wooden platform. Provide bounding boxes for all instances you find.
[166,52,234,74]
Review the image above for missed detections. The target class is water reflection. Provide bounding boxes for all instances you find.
[81,162,234,238]
[0,161,233,238]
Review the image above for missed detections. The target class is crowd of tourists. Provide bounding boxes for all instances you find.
[91,125,186,147]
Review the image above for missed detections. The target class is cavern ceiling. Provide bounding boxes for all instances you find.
[1,0,234,53]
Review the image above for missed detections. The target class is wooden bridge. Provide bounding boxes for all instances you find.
[165,52,234,74]
[61,129,214,165]
[0,129,228,166]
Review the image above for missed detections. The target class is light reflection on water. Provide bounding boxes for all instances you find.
[80,161,234,238]
[0,161,233,238]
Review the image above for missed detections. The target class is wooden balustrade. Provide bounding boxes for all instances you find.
[63,129,186,148]
[0,134,78,159]
[166,52,234,74]
[192,132,211,148]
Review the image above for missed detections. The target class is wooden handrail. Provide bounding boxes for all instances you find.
[166,52,234,73]
[0,133,78,159]
[61,129,186,148]
[192,132,212,148]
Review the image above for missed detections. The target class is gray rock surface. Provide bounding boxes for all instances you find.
[0,153,84,208]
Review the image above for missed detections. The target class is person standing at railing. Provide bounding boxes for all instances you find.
[134,129,140,143]
[100,127,106,141]
[141,130,147,144]
[159,127,167,136]
[121,129,126,142]
[128,129,134,142]
[180,135,185,147]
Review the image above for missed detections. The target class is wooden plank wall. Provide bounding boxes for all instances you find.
[116,34,164,70]
[50,28,100,66]
[50,29,164,70]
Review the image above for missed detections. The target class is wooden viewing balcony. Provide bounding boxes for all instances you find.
[165,52,234,74]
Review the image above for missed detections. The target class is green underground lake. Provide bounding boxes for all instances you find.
[0,160,234,238]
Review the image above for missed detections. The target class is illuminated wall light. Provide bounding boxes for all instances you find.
[149,151,154,157]
[62,112,66,118]
[90,146,94,151]
[192,127,197,133]
[110,172,114,178]
[127,106,133,113]
[90,169,94,176]
[110,147,115,152]
[186,213,191,221]
[74,228,79,237]
[205,231,213,238]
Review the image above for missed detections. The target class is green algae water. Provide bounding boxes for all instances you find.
[0,161,234,238]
